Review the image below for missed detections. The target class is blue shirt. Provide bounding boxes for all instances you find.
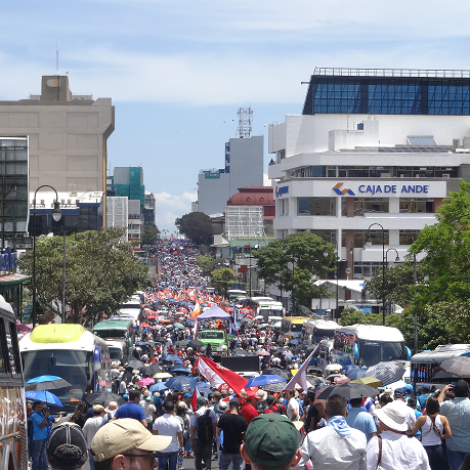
[414,410,423,438]
[345,407,377,442]
[440,397,470,453]
[114,402,146,422]
[31,412,48,440]
[418,393,431,409]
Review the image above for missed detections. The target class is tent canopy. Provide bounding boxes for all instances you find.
[198,305,231,320]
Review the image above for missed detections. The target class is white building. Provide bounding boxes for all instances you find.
[269,68,470,280]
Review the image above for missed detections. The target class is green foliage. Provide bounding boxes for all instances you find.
[197,255,228,276]
[175,212,212,246]
[142,223,160,245]
[211,267,238,294]
[19,228,149,325]
[254,232,334,308]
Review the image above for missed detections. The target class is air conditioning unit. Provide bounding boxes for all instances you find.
[442,174,450,178]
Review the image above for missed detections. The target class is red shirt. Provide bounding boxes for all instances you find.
[241,403,259,424]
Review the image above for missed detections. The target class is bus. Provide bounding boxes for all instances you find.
[227,290,247,301]
[332,324,411,369]
[302,319,338,345]
[280,316,308,334]
[250,298,285,319]
[92,318,134,359]
[0,295,27,470]
[20,324,111,413]
[411,344,470,384]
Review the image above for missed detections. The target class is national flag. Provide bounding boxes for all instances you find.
[196,356,248,394]
[191,384,198,411]
[284,343,320,391]
[229,322,238,336]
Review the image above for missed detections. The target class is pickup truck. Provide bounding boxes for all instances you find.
[199,330,227,354]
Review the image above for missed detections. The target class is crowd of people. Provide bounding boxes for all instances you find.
[25,238,470,470]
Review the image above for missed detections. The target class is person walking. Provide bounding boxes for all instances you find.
[31,401,50,470]
[190,396,218,470]
[142,396,157,431]
[217,399,248,470]
[112,390,148,427]
[152,401,184,470]
[83,405,105,470]
[438,381,470,470]
[346,398,377,442]
[286,390,300,422]
[46,423,88,470]
[408,395,452,470]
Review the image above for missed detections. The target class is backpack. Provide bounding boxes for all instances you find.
[197,410,214,442]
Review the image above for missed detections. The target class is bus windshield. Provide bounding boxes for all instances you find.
[291,323,304,333]
[94,329,127,339]
[200,332,224,340]
[357,340,406,367]
[22,350,91,410]
[109,347,123,360]
[313,329,337,343]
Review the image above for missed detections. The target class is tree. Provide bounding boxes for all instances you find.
[175,212,212,246]
[19,227,149,325]
[254,232,334,309]
[211,267,238,295]
[197,255,228,276]
[141,223,160,245]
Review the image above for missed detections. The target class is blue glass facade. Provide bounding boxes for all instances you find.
[303,76,470,115]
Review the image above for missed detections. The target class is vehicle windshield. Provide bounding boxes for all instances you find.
[259,309,283,319]
[94,329,127,339]
[22,350,91,411]
[313,329,337,343]
[200,332,224,340]
[357,340,406,367]
[109,347,123,360]
[291,323,304,333]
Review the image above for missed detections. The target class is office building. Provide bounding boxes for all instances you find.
[197,135,264,215]
[144,191,156,225]
[269,67,470,280]
[0,74,114,231]
[114,167,145,208]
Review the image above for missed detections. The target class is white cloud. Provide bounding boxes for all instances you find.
[153,190,196,232]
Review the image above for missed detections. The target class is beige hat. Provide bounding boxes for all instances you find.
[91,418,171,462]
[256,390,268,402]
[375,402,409,432]
[104,401,119,413]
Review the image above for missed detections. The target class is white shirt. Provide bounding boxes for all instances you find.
[298,426,367,470]
[367,431,430,470]
[153,414,182,452]
[119,381,126,394]
[287,397,300,421]
[82,416,103,447]
[141,401,157,423]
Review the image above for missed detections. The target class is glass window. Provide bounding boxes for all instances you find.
[4,321,21,376]
[352,198,389,216]
[399,198,434,213]
[298,198,336,216]
[399,230,421,245]
[353,230,389,248]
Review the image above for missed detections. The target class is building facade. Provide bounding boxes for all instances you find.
[269,68,470,279]
[197,136,264,215]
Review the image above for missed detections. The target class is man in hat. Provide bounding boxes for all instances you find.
[438,381,470,470]
[91,418,171,470]
[298,394,367,470]
[240,414,301,470]
[241,392,259,425]
[100,401,119,428]
[46,423,88,470]
[367,401,430,470]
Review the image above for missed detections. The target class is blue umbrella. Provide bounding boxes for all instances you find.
[345,366,367,380]
[25,390,63,407]
[185,320,195,327]
[174,360,183,365]
[171,367,191,374]
[197,386,211,397]
[289,340,299,345]
[166,377,196,393]
[245,375,287,388]
[163,354,179,362]
[149,383,168,392]
[25,375,72,391]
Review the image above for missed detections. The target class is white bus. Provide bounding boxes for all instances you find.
[227,289,247,301]
[332,324,411,369]
[302,319,338,345]
[20,324,111,412]
[251,298,285,323]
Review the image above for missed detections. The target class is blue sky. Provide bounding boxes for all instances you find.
[1,0,469,231]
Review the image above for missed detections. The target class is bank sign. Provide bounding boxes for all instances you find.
[205,172,220,179]
[276,186,289,197]
[332,182,433,196]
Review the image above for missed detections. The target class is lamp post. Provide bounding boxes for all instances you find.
[385,248,400,315]
[32,186,62,328]
[283,245,298,316]
[323,241,339,317]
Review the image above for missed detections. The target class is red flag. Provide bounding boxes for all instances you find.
[244,244,251,248]
[197,356,248,395]
[191,384,198,411]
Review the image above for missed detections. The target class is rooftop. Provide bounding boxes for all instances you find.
[313,67,470,78]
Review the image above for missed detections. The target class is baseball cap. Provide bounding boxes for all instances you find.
[197,396,207,406]
[404,384,413,393]
[246,392,260,401]
[183,393,192,399]
[91,418,171,462]
[46,423,88,469]
[244,414,298,466]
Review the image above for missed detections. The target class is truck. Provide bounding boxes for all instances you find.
[199,330,227,354]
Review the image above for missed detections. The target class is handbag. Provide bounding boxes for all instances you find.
[376,435,385,470]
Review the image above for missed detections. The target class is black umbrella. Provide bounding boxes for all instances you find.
[25,376,72,391]
[306,376,327,387]
[154,337,167,343]
[141,363,163,376]
[232,348,248,356]
[126,359,144,369]
[135,341,149,347]
[431,370,461,381]
[262,368,292,380]
[188,339,204,349]
[316,383,379,400]
[85,391,126,407]
[175,340,189,348]
[438,356,470,378]
[364,361,406,387]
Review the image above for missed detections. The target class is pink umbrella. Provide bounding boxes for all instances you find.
[138,378,155,386]
[258,350,270,356]
[334,376,351,384]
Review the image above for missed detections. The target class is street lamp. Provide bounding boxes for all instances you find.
[32,185,62,328]
[283,245,298,316]
[323,241,341,319]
